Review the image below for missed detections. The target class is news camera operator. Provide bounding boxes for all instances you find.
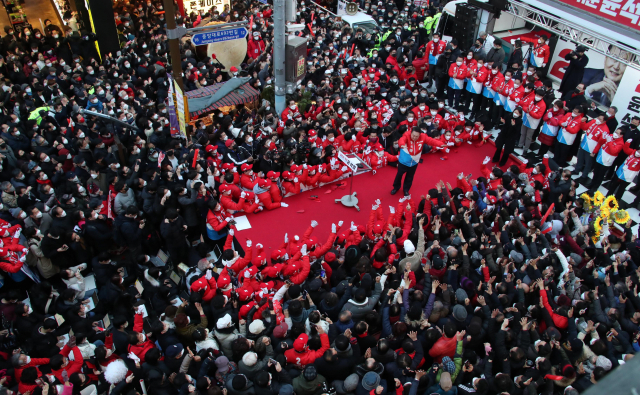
[559,45,589,95]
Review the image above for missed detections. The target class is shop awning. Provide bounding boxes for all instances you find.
[186,78,260,117]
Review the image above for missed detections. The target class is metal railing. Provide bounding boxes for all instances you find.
[505,0,640,70]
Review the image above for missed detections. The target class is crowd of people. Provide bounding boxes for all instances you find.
[0,0,637,395]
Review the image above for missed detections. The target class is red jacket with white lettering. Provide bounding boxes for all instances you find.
[525,99,546,120]
[398,131,444,155]
[559,113,583,134]
[448,63,467,79]
[425,40,447,57]
[490,72,505,92]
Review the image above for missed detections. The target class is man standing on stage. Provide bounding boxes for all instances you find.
[391,128,444,196]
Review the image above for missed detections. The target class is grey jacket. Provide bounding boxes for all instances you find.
[486,47,506,67]
[25,212,53,235]
[238,343,274,381]
[114,188,136,216]
[341,282,383,320]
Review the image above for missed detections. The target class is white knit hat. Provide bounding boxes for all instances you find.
[249,319,266,335]
[404,239,415,254]
[216,314,232,329]
[242,352,258,366]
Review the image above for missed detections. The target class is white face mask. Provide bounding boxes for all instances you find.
[456,61,462,66]
[467,55,473,59]
[492,70,498,74]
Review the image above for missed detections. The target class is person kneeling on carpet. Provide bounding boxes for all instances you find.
[254,178,288,210]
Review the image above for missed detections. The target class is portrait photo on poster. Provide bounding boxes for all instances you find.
[548,39,632,107]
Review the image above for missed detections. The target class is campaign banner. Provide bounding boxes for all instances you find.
[548,38,630,107]
[174,83,187,139]
[184,0,229,16]
[168,76,180,137]
[609,66,640,125]
[558,0,640,33]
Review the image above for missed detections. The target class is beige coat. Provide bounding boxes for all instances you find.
[27,237,60,278]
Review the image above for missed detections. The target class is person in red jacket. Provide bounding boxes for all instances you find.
[447,56,467,109]
[527,35,551,69]
[284,325,330,367]
[553,105,584,167]
[247,31,265,60]
[537,280,568,329]
[392,128,444,196]
[127,308,157,362]
[255,178,288,210]
[50,342,84,383]
[538,99,565,157]
[519,89,546,155]
[428,322,458,363]
[206,199,235,241]
[609,139,640,201]
[13,352,50,383]
[466,58,488,118]
[587,128,624,193]
[0,243,27,274]
[281,171,301,197]
[425,32,447,87]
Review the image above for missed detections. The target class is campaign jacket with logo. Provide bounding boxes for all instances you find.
[579,119,609,154]
[556,113,583,146]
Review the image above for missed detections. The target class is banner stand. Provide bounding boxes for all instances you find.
[334,152,371,211]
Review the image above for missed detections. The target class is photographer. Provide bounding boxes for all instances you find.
[224,138,254,166]
[559,45,589,95]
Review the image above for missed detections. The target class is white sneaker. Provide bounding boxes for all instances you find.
[281,202,289,207]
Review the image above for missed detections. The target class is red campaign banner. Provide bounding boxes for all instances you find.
[560,0,640,32]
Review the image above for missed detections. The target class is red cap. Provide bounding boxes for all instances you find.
[219,184,233,193]
[237,287,254,302]
[217,270,232,289]
[325,252,336,262]
[373,223,383,235]
[205,144,216,152]
[241,163,253,172]
[293,334,309,351]
[271,248,286,261]
[230,66,238,72]
[222,163,235,171]
[486,195,497,204]
[366,101,373,107]
[258,178,271,188]
[356,108,364,113]
[308,130,317,138]
[225,139,234,148]
[267,171,280,179]
[239,301,257,319]
[282,171,293,179]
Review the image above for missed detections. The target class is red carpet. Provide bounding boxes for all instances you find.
[237,142,515,249]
